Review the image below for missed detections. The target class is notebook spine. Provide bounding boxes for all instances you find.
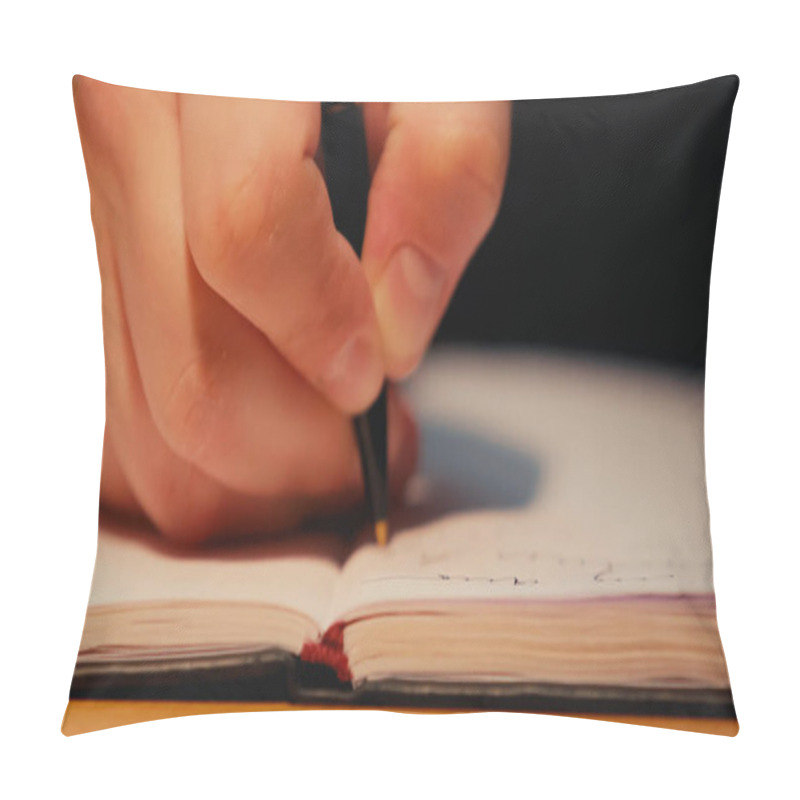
[299,622,352,684]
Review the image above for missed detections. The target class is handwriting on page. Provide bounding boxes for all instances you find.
[361,574,541,587]
[334,511,711,618]
[360,562,678,589]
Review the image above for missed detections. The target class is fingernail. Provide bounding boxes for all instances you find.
[374,246,447,377]
[321,331,383,413]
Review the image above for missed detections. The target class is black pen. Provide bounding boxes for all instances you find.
[320,102,389,546]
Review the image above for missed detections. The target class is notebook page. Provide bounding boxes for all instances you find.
[87,520,346,629]
[330,347,714,622]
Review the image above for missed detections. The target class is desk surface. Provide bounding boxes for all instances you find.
[62,700,739,737]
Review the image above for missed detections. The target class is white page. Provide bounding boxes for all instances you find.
[87,520,346,629]
[330,347,714,623]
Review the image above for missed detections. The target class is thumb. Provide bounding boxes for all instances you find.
[362,101,511,378]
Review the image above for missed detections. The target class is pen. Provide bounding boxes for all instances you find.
[320,102,389,546]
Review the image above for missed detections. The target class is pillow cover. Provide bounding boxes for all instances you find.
[63,75,739,736]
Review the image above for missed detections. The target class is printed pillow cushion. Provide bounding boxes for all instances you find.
[63,75,739,736]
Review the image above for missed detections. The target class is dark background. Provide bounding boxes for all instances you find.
[436,77,738,370]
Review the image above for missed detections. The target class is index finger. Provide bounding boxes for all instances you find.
[178,95,385,414]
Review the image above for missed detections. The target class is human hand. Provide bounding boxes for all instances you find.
[74,78,510,543]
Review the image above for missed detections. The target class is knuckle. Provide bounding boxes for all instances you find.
[188,155,321,291]
[437,124,508,206]
[158,355,228,469]
[187,171,266,287]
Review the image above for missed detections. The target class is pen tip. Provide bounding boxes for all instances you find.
[375,519,388,547]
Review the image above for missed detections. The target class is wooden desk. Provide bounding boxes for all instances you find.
[62,700,739,737]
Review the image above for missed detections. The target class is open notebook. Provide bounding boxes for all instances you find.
[70,347,734,718]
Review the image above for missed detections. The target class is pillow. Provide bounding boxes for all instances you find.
[62,75,739,736]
